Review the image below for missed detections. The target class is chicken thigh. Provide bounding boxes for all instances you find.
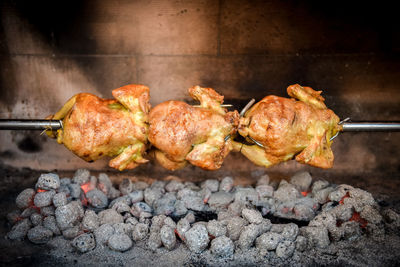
[46,84,150,171]
[235,84,342,169]
[148,86,239,170]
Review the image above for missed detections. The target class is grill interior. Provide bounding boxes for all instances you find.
[0,0,399,266]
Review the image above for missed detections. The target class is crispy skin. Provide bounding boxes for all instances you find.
[46,84,150,171]
[237,84,342,169]
[149,86,239,170]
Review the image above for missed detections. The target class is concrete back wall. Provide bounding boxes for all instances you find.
[0,0,399,176]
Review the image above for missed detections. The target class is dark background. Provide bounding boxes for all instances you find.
[0,0,399,176]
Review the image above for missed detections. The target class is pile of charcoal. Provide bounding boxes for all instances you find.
[6,169,400,259]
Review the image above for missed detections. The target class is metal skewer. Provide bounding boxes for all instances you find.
[224,99,256,142]
[192,104,233,108]
[240,99,256,117]
[341,122,400,131]
[0,118,399,135]
[245,115,400,147]
[0,104,234,131]
[328,118,400,141]
[0,120,63,130]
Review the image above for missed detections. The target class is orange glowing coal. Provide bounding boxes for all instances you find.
[339,192,350,205]
[350,212,368,228]
[336,192,368,228]
[79,182,92,207]
[80,182,92,194]
[301,191,310,197]
[36,189,47,193]
[174,229,184,241]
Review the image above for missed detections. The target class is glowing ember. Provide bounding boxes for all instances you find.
[174,229,184,241]
[339,192,350,205]
[80,182,92,194]
[36,189,47,193]
[301,191,310,197]
[336,192,368,228]
[350,212,368,228]
[79,182,92,207]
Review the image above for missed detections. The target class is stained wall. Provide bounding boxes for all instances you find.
[0,0,399,176]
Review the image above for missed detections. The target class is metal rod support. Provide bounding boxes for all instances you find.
[240,99,256,117]
[1,119,399,133]
[192,104,233,108]
[342,122,400,132]
[0,120,62,130]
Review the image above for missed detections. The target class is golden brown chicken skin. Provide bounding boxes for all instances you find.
[46,84,150,171]
[235,84,342,169]
[148,86,239,170]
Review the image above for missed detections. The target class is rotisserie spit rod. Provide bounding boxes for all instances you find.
[341,122,400,131]
[0,120,62,130]
[0,119,400,131]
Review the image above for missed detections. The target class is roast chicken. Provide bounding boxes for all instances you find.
[45,83,340,171]
[46,84,150,171]
[234,84,342,169]
[148,86,239,170]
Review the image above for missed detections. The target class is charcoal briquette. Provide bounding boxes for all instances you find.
[108,233,133,252]
[72,233,96,253]
[210,236,234,258]
[16,188,35,209]
[27,225,53,244]
[36,173,60,190]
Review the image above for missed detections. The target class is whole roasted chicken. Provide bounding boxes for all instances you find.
[46,84,150,171]
[148,86,239,170]
[235,84,342,169]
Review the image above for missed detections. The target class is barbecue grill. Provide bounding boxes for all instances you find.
[1,0,399,266]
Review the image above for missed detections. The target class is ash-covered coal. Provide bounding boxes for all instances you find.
[5,169,400,262]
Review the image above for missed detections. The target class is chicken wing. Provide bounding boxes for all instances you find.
[148,86,239,170]
[235,84,342,169]
[46,84,150,171]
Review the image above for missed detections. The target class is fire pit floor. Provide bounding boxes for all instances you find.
[1,164,399,266]
[1,234,400,266]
